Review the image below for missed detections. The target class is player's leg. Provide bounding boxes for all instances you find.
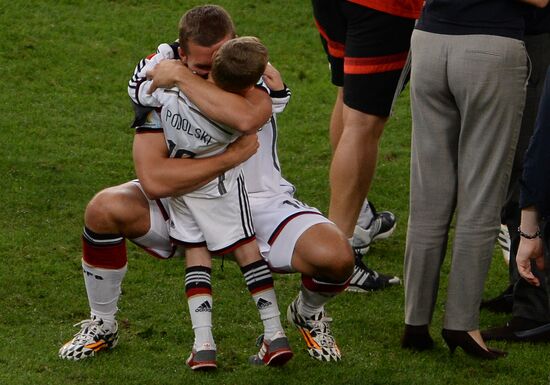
[328,109,387,236]
[253,194,352,361]
[328,3,414,237]
[329,85,396,254]
[325,87,398,288]
[278,220,352,362]
[189,178,292,366]
[313,2,403,291]
[233,236,293,366]
[59,181,164,360]
[184,247,217,370]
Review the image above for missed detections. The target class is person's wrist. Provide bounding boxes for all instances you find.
[518,226,541,239]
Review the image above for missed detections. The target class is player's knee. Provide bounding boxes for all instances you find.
[85,188,122,231]
[343,114,386,142]
[315,241,354,282]
[85,184,144,233]
[332,246,354,281]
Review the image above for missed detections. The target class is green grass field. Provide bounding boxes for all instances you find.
[1,1,550,384]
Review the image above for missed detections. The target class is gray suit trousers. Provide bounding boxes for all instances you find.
[404,30,529,330]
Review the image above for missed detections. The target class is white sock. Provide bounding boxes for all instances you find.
[298,285,338,318]
[187,295,215,349]
[82,261,127,330]
[185,266,215,350]
[242,261,284,340]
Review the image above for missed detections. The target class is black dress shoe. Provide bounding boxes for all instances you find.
[401,324,434,351]
[482,317,550,342]
[480,284,513,314]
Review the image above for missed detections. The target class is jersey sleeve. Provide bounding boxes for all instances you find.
[256,79,291,114]
[127,42,177,108]
[128,42,178,130]
[269,85,291,114]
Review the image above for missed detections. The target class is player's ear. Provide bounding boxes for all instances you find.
[178,46,187,63]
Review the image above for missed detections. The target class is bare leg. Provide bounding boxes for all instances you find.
[328,104,387,237]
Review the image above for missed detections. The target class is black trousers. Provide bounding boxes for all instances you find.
[502,32,550,323]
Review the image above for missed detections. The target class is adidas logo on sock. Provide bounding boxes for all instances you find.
[195,301,212,312]
[256,298,272,310]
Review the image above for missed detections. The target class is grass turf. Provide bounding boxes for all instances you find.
[1,1,549,384]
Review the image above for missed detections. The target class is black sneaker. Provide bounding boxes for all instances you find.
[346,254,401,292]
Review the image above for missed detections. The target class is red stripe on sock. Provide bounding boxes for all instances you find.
[186,287,212,298]
[82,237,127,269]
[301,275,350,293]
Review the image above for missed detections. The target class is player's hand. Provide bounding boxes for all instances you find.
[262,62,284,91]
[147,60,189,94]
[225,134,259,165]
[517,237,545,287]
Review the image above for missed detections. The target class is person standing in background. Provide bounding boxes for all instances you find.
[311,0,423,292]
[482,6,550,343]
[401,0,548,359]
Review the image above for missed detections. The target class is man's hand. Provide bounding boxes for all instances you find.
[517,237,545,286]
[147,60,190,94]
[516,206,545,286]
[225,134,259,165]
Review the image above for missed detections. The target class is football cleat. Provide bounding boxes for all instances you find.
[58,316,118,361]
[352,204,396,256]
[249,331,293,366]
[186,343,217,371]
[346,254,401,293]
[287,298,341,362]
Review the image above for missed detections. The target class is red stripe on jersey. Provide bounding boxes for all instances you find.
[186,287,212,298]
[169,237,207,248]
[346,0,423,19]
[344,52,408,75]
[268,211,323,246]
[211,235,256,256]
[82,237,127,269]
[146,52,156,60]
[155,199,169,221]
[314,19,345,58]
[302,275,350,293]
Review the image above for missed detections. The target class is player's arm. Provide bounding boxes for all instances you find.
[147,60,272,134]
[133,132,259,199]
[262,62,291,114]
